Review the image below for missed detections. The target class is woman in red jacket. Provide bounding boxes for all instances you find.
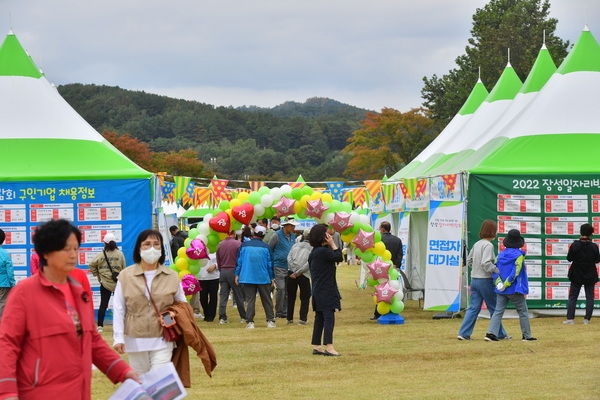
[0,219,139,400]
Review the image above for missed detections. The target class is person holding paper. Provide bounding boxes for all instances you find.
[0,219,139,400]
[112,229,186,374]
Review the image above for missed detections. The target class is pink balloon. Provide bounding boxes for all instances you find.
[186,238,209,260]
[367,258,392,280]
[273,196,296,217]
[352,229,375,252]
[305,199,329,219]
[374,281,398,304]
[329,212,353,233]
[181,274,201,296]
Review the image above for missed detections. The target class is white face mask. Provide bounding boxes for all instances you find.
[140,247,162,264]
[271,224,280,230]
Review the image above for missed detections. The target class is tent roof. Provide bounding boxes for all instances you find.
[0,31,152,181]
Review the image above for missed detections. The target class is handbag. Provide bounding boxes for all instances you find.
[143,275,180,342]
[103,250,119,282]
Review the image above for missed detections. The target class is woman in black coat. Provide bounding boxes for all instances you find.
[308,224,343,356]
[565,223,600,324]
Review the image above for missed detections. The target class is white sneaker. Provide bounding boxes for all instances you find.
[246,322,255,329]
[194,313,203,319]
[96,326,103,333]
[219,319,229,324]
[240,318,247,324]
[563,319,575,325]
[267,321,276,328]
[583,319,590,325]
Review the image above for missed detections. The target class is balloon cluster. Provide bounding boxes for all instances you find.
[171,232,210,298]
[189,184,403,316]
[367,259,405,315]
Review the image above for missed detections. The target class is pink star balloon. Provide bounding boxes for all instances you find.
[366,259,392,280]
[273,196,296,217]
[352,228,375,252]
[186,238,210,260]
[305,199,329,219]
[374,281,398,303]
[329,212,353,233]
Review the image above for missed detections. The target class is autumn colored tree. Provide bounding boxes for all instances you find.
[102,131,154,171]
[343,108,436,179]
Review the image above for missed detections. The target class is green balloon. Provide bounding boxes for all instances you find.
[188,228,199,240]
[263,207,275,219]
[341,201,352,213]
[374,231,382,243]
[291,187,303,201]
[362,225,373,232]
[362,250,375,263]
[302,186,314,196]
[367,277,378,287]
[219,200,230,211]
[248,191,262,205]
[330,200,342,213]
[388,267,399,281]
[188,262,201,275]
[390,299,404,314]
[184,238,192,247]
[258,186,271,195]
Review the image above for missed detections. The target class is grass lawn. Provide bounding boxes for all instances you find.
[93,264,599,399]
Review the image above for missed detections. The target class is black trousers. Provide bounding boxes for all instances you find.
[286,272,311,322]
[97,284,113,327]
[199,278,220,322]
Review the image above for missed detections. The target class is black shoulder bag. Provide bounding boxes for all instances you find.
[103,250,120,282]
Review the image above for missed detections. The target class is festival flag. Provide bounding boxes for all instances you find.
[342,189,352,203]
[180,181,195,207]
[193,187,210,208]
[161,181,176,203]
[400,178,417,200]
[210,178,229,202]
[289,175,306,189]
[364,180,382,201]
[326,182,344,201]
[156,172,167,187]
[352,187,366,207]
[173,176,191,203]
[381,182,396,206]
[249,181,265,191]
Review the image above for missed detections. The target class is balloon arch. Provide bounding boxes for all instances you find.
[172,184,404,316]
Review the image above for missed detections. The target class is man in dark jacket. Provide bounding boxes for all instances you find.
[170,225,188,256]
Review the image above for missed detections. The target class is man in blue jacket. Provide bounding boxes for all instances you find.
[236,226,276,329]
[269,219,298,319]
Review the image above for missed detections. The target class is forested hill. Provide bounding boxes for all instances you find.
[58,83,371,181]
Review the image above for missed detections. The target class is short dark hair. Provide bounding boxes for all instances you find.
[169,225,179,234]
[379,221,391,233]
[133,229,166,264]
[479,220,497,239]
[308,224,328,247]
[0,229,5,245]
[34,219,82,267]
[271,216,281,222]
[580,223,594,237]
[261,218,268,225]
[105,241,118,251]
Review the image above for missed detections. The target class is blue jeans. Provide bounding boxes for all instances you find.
[458,278,508,339]
[487,293,532,339]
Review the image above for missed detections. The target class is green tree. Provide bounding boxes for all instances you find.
[343,108,435,179]
[422,0,569,127]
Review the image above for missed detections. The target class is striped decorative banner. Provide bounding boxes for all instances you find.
[381,182,396,206]
[249,181,265,191]
[173,176,191,203]
[364,180,382,200]
[193,187,210,208]
[156,172,167,187]
[352,187,366,207]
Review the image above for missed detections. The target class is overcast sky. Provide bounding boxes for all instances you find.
[1,0,598,112]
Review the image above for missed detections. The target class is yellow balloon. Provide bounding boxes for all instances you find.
[299,194,311,208]
[310,192,322,201]
[238,192,249,202]
[178,269,192,279]
[230,198,242,208]
[377,301,391,315]
[373,241,386,256]
[383,250,392,260]
[341,233,354,243]
[186,294,192,301]
[175,257,189,271]
[372,294,378,304]
[218,232,228,240]
[294,201,303,214]
[177,247,187,258]
[226,209,233,219]
[322,193,333,203]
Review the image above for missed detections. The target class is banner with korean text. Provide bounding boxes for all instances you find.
[423,200,464,311]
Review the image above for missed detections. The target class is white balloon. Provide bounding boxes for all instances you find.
[349,212,361,224]
[359,214,370,225]
[280,184,292,195]
[377,278,389,284]
[204,213,213,221]
[270,187,283,201]
[260,194,273,207]
[388,280,401,290]
[198,222,210,236]
[254,204,265,216]
[323,213,335,224]
[394,291,404,302]
[198,234,209,244]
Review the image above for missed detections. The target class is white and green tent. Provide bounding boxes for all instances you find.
[0,30,154,273]
[386,26,600,312]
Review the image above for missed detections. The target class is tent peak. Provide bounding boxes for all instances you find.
[583,24,590,32]
[7,28,14,36]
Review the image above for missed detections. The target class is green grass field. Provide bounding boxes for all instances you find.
[93,264,600,399]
